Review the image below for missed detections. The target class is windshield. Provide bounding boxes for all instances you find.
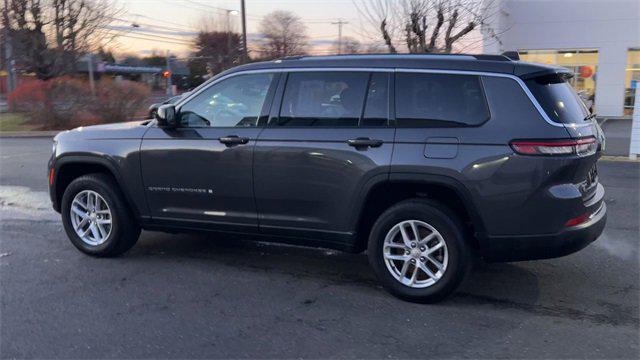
[525,74,590,124]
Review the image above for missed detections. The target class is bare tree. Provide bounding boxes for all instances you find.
[2,0,120,78]
[355,0,500,54]
[190,31,242,78]
[3,0,53,78]
[51,0,120,73]
[258,10,308,59]
[331,36,361,54]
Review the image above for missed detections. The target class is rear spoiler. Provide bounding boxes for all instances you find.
[519,68,575,80]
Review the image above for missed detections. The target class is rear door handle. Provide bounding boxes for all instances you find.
[219,135,249,146]
[347,137,383,149]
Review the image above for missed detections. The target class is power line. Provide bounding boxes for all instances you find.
[107,25,197,38]
[105,27,195,43]
[129,12,195,29]
[166,0,235,15]
[105,31,193,46]
[182,0,233,13]
[110,17,195,33]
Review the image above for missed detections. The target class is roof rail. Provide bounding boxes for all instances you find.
[274,53,515,62]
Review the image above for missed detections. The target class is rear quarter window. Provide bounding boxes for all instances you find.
[395,73,490,127]
[525,74,590,124]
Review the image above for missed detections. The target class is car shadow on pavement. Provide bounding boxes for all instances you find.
[126,230,542,306]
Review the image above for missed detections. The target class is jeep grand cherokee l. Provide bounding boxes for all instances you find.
[48,53,607,303]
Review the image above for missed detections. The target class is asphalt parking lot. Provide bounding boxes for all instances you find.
[1,137,638,359]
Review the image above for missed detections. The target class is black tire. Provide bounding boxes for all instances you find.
[367,198,471,303]
[61,173,141,257]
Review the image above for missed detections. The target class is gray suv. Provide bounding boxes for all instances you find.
[48,54,607,302]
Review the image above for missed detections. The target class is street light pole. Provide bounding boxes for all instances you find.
[240,0,248,62]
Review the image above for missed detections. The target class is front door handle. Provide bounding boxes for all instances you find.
[347,137,383,149]
[219,135,249,146]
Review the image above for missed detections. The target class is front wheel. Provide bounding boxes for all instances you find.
[368,199,471,303]
[61,173,141,257]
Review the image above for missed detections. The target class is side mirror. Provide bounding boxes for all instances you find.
[156,104,178,128]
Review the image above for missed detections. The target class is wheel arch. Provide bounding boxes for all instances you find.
[351,173,487,253]
[52,155,141,219]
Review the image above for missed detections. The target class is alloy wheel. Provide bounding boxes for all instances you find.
[70,190,113,246]
[382,220,448,288]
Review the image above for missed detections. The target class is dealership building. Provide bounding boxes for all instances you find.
[483,0,639,117]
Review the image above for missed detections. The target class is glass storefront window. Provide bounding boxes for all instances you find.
[625,48,640,116]
[519,49,598,112]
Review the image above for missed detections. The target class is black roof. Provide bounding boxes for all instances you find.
[226,53,570,79]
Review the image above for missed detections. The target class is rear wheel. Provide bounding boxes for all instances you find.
[368,199,471,303]
[61,173,140,257]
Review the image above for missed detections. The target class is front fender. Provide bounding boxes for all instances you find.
[50,148,148,221]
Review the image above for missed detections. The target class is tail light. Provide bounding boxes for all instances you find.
[49,168,55,187]
[564,213,590,227]
[510,137,597,156]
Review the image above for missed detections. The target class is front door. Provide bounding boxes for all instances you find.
[253,71,395,241]
[141,72,278,230]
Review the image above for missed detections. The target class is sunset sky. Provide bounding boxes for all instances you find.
[107,0,485,58]
[110,0,370,57]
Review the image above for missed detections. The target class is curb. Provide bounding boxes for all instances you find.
[600,155,640,163]
[0,131,60,138]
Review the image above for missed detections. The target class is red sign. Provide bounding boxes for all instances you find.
[579,66,593,78]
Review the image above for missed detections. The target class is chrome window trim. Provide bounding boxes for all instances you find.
[395,68,588,128]
[177,67,590,129]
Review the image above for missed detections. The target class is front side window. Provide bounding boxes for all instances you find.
[395,73,489,127]
[277,72,369,127]
[179,73,274,127]
[525,74,590,124]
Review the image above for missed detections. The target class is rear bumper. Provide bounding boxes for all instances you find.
[483,202,607,262]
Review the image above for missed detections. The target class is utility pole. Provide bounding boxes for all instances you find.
[240,0,248,62]
[331,18,349,55]
[165,50,173,96]
[2,0,16,93]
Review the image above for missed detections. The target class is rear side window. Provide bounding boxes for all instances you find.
[525,74,589,124]
[395,73,489,127]
[278,72,368,127]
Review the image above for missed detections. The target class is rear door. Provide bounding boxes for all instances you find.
[140,72,278,230]
[253,70,394,241]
